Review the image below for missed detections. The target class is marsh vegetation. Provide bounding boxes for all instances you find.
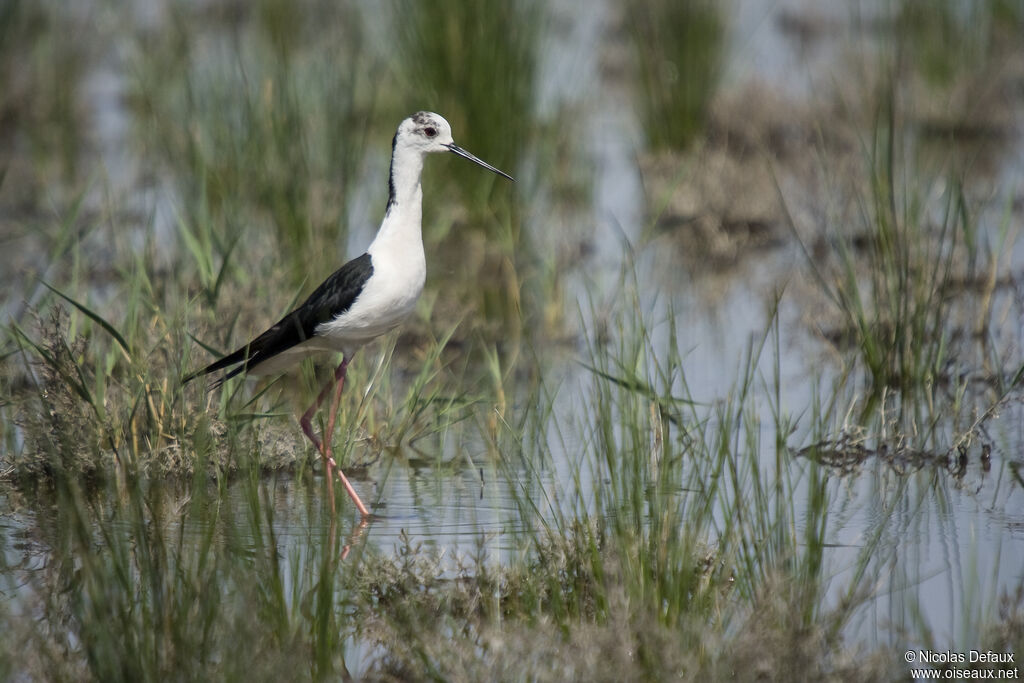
[2,0,1023,680]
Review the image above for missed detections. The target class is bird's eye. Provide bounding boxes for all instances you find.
[424,127,437,138]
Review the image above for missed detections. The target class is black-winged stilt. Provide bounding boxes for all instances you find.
[184,111,513,519]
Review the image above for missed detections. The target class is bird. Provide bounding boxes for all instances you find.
[183,111,514,519]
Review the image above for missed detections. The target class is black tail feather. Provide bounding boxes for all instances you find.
[181,343,255,386]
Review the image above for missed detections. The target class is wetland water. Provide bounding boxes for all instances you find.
[2,0,1023,678]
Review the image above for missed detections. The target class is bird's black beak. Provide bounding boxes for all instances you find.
[445,143,514,181]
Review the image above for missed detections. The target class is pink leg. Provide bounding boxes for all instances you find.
[340,518,369,561]
[299,357,371,519]
[301,369,339,506]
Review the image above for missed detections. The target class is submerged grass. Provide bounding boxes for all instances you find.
[6,464,358,681]
[345,266,912,680]
[785,84,1010,410]
[342,249,1023,679]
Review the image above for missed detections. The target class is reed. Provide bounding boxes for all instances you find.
[625,0,725,151]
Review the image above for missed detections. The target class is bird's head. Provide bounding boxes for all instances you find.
[396,111,514,181]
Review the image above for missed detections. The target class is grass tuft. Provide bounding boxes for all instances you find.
[625,0,726,152]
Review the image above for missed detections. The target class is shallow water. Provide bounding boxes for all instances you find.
[369,0,1024,655]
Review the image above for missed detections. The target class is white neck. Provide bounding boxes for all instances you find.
[370,143,424,252]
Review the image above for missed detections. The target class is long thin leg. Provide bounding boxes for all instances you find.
[321,359,347,469]
[299,370,337,453]
[301,371,339,506]
[299,357,371,519]
[321,359,371,518]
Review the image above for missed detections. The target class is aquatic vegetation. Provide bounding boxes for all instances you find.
[625,0,725,152]
[1,0,1023,680]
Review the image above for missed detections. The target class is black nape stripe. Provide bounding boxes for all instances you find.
[386,130,399,212]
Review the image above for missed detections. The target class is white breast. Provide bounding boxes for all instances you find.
[315,243,426,353]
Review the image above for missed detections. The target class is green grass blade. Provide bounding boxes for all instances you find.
[40,280,131,355]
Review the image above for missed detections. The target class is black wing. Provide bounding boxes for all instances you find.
[183,253,374,385]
